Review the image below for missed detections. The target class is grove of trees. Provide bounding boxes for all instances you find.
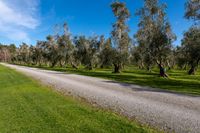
[0,0,199,76]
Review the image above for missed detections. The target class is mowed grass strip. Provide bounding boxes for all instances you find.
[0,65,158,133]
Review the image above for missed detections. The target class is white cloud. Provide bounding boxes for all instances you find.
[0,0,40,42]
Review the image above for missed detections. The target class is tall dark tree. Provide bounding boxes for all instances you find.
[182,0,200,74]
[135,0,175,76]
[181,26,200,75]
[111,1,131,73]
[57,23,76,68]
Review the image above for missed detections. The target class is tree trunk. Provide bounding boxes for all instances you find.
[59,60,63,67]
[51,61,57,68]
[158,64,168,77]
[71,62,78,69]
[113,64,120,73]
[188,65,195,75]
[138,62,144,69]
[156,60,168,78]
[147,66,151,72]
[86,63,93,70]
[141,62,145,69]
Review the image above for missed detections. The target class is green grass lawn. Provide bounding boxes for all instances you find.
[0,65,158,133]
[25,65,200,95]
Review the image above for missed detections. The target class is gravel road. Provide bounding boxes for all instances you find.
[2,63,200,133]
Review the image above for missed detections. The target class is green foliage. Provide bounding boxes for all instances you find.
[17,43,30,64]
[185,0,200,21]
[181,26,200,74]
[73,35,101,70]
[111,1,131,73]
[99,38,114,68]
[135,0,176,71]
[57,23,75,67]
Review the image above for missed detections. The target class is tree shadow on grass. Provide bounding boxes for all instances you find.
[103,79,200,97]
[24,65,200,96]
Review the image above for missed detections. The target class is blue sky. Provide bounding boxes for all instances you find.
[0,0,193,46]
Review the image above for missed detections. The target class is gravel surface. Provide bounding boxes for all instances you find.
[2,63,200,133]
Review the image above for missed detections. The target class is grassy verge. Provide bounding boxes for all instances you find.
[0,65,158,133]
[20,64,200,95]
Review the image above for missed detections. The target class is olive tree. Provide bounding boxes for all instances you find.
[111,1,131,73]
[135,0,176,77]
[73,36,100,70]
[181,0,200,74]
[57,23,77,68]
[99,38,114,68]
[181,26,200,75]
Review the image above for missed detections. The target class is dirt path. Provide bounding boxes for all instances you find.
[2,63,200,133]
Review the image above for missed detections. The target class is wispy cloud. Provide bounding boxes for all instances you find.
[0,0,40,43]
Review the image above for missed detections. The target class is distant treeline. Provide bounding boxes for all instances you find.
[0,0,199,76]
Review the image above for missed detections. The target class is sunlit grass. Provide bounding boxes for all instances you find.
[0,65,158,133]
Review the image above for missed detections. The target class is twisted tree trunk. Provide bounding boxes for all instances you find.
[188,65,195,75]
[157,60,168,78]
[188,59,200,75]
[51,61,57,68]
[113,63,120,73]
[70,62,78,69]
